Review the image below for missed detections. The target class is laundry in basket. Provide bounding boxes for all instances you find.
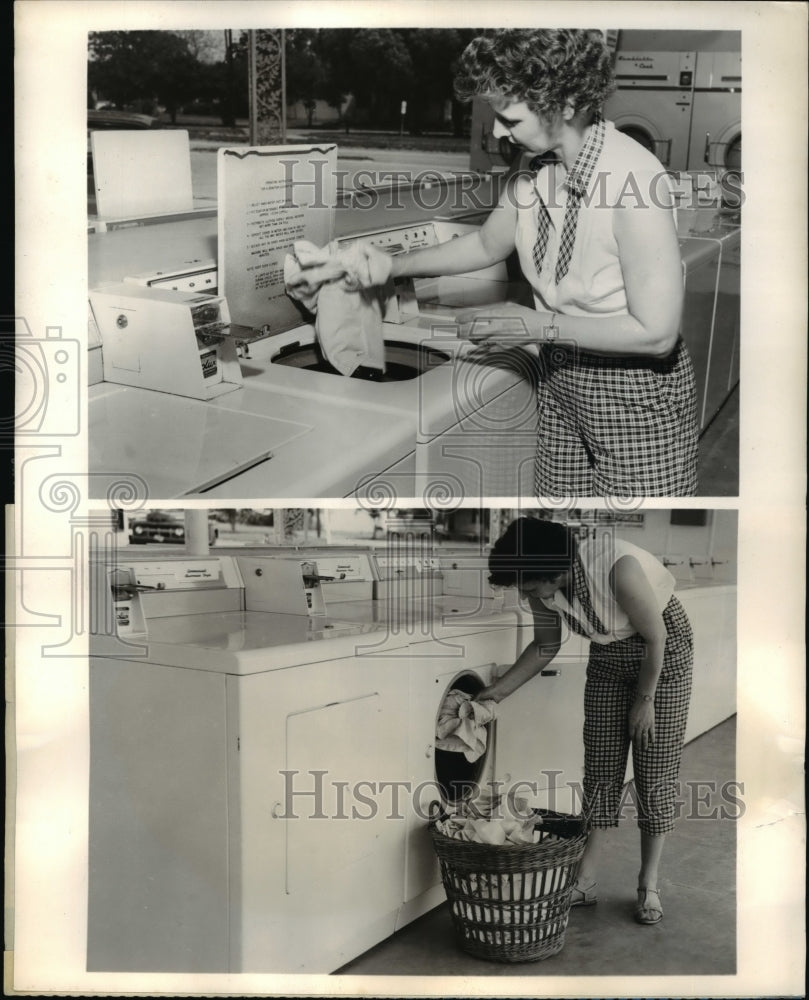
[430,801,589,962]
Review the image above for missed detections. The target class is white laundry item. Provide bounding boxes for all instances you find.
[435,814,541,846]
[435,689,497,763]
[284,239,391,376]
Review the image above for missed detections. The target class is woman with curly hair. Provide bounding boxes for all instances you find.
[480,516,694,925]
[344,29,699,497]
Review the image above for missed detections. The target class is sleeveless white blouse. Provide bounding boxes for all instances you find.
[543,536,675,644]
[513,121,676,318]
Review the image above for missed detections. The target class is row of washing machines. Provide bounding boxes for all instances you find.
[88,538,737,975]
[87,546,577,975]
[472,50,741,180]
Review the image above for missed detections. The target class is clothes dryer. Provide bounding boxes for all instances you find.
[603,51,696,170]
[687,52,742,183]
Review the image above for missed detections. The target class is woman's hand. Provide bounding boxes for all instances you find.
[342,242,393,289]
[456,303,544,346]
[286,240,392,299]
[628,696,656,750]
[474,685,504,704]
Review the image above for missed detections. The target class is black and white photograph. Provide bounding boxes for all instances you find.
[83,21,742,501]
[9,1,806,998]
[85,506,738,976]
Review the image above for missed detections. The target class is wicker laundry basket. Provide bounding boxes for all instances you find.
[430,808,589,963]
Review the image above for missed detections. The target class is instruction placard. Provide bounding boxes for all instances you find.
[217,144,337,334]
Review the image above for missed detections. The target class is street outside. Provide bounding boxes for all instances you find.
[87,128,490,226]
[188,138,475,209]
[117,508,453,550]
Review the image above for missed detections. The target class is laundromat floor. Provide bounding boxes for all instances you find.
[697,384,739,496]
[336,716,737,977]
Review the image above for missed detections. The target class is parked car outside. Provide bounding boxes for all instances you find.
[88,109,158,132]
[128,511,218,546]
[88,109,158,178]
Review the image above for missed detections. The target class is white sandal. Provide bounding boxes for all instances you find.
[570,879,598,906]
[635,886,663,924]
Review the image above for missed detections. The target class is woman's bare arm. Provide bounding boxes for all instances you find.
[477,609,562,703]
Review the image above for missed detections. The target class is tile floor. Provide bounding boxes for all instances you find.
[336,716,737,977]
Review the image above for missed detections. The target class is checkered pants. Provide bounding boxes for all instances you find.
[582,596,693,836]
[534,339,699,497]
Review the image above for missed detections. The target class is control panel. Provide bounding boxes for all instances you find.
[374,555,440,577]
[114,559,234,591]
[612,50,696,89]
[124,258,218,294]
[106,558,242,636]
[299,554,374,614]
[338,223,440,256]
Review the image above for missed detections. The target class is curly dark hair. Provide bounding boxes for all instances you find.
[488,517,578,587]
[454,29,615,120]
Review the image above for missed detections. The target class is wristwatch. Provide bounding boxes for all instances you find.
[543,312,560,342]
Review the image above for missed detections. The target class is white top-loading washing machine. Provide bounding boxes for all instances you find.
[677,218,741,432]
[88,553,414,975]
[88,212,537,499]
[88,548,523,972]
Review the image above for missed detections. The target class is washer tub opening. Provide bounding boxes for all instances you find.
[434,671,493,807]
[271,339,451,382]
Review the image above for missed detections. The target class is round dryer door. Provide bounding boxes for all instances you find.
[723,133,742,172]
[707,126,742,207]
[611,113,672,167]
[434,670,495,806]
[704,124,742,172]
[618,123,656,154]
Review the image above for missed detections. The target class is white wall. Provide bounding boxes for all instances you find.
[608,509,737,583]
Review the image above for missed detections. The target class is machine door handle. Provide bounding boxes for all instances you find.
[704,131,712,163]
[540,669,560,677]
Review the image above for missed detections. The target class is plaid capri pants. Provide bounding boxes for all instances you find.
[582,596,693,836]
[534,339,699,498]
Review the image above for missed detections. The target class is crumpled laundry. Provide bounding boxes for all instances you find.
[436,815,542,846]
[435,689,497,763]
[284,239,392,376]
[435,789,542,846]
